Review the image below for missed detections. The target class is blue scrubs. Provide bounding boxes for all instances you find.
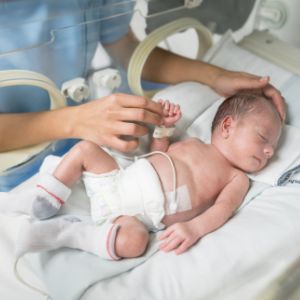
[0,0,134,191]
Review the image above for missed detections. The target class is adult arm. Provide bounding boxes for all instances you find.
[105,30,285,120]
[0,94,162,152]
[145,48,285,120]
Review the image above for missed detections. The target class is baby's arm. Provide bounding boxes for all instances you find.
[159,172,249,254]
[150,100,181,152]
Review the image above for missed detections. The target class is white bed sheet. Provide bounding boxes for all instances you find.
[0,205,45,300]
[1,33,300,300]
[2,181,300,300]
[82,185,300,300]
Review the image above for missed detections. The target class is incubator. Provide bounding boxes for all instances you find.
[1,0,300,299]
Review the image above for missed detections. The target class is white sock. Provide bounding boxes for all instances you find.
[15,216,121,260]
[0,188,35,216]
[39,155,62,175]
[31,174,71,220]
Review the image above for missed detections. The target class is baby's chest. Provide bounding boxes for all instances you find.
[191,165,232,203]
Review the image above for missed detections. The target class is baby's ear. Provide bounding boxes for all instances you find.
[221,116,235,138]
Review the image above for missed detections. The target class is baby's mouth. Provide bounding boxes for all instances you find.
[253,156,261,164]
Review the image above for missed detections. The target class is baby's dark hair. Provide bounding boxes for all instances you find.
[211,93,276,132]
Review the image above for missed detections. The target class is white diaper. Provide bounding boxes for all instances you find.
[82,159,165,230]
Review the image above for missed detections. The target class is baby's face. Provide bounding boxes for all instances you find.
[225,109,282,173]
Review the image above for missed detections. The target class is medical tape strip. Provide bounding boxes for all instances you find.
[153,125,175,138]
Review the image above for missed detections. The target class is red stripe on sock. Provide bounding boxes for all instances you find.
[36,184,65,205]
[106,224,120,261]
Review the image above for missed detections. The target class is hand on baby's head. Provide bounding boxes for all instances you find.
[159,99,182,127]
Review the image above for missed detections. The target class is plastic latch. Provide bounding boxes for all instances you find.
[92,68,122,90]
[61,77,89,102]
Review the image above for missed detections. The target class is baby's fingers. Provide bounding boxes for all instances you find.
[175,240,192,255]
[168,103,175,116]
[162,101,170,117]
[160,236,182,252]
[158,227,174,240]
[174,104,180,114]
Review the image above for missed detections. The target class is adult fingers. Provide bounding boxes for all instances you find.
[110,120,149,137]
[263,84,286,121]
[235,75,270,91]
[163,100,170,108]
[110,107,162,126]
[114,94,163,115]
[106,136,139,152]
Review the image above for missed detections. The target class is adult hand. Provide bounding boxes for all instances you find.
[70,93,163,152]
[212,70,286,121]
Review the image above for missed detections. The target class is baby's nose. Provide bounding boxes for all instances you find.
[264,145,274,158]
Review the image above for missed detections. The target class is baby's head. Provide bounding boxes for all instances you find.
[211,93,282,173]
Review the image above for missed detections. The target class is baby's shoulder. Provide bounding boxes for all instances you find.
[232,169,250,186]
[169,137,204,150]
[182,137,204,145]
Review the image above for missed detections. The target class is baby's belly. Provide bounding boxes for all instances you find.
[147,154,194,193]
[147,154,210,225]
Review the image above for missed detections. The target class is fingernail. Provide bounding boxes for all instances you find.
[260,76,269,81]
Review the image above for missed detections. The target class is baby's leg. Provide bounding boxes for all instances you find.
[113,216,150,258]
[54,140,119,186]
[33,141,118,220]
[15,216,121,260]
[16,215,149,260]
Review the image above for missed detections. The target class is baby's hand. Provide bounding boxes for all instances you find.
[159,99,181,127]
[158,221,199,255]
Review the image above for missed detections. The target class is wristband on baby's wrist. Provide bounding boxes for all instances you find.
[153,125,175,139]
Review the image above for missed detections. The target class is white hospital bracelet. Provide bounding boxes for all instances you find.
[153,126,175,138]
